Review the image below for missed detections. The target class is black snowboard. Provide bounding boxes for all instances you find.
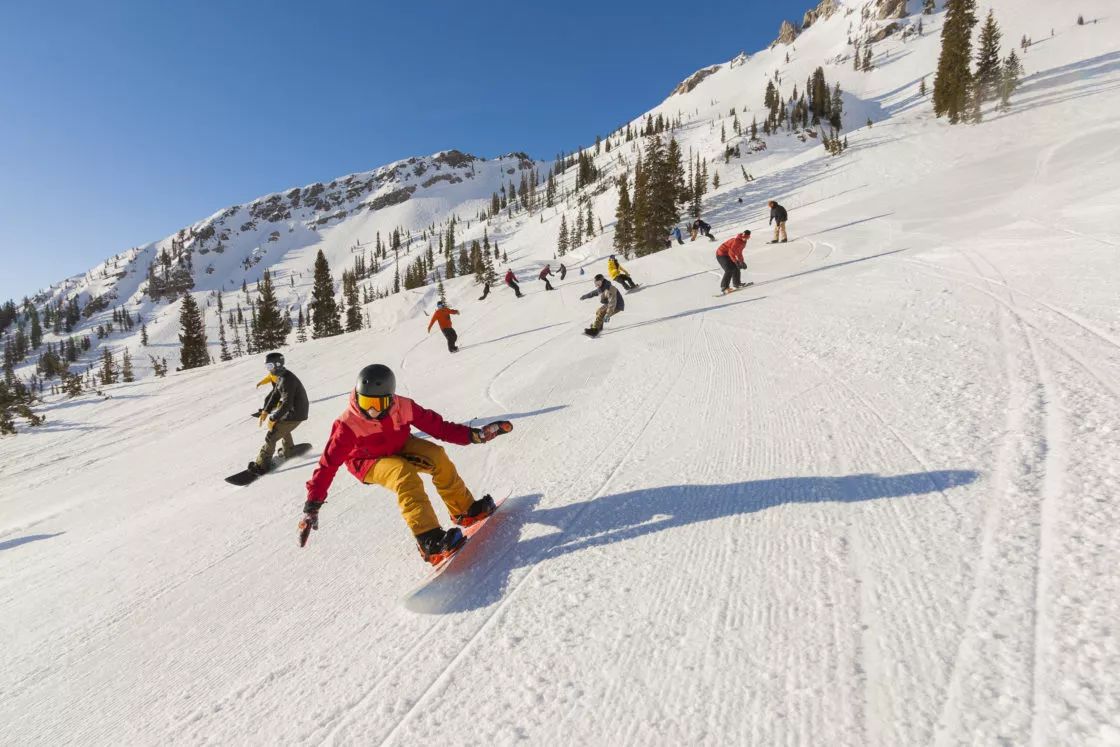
[225,443,314,486]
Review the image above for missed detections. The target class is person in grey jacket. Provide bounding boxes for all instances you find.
[250,352,310,474]
[579,274,625,338]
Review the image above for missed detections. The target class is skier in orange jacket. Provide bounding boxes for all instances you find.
[427,301,460,353]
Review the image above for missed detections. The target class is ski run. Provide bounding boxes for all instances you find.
[2,0,1119,744]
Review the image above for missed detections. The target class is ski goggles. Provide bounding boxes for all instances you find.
[357,393,393,414]
[265,361,283,372]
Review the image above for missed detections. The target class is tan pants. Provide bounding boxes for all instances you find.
[773,222,788,241]
[257,420,299,466]
[363,436,475,535]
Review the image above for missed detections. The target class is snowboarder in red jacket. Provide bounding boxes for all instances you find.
[538,264,555,291]
[504,269,523,298]
[715,230,750,294]
[299,364,512,564]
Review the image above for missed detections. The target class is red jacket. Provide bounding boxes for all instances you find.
[305,394,472,503]
[538,266,552,280]
[505,270,518,283]
[716,235,746,263]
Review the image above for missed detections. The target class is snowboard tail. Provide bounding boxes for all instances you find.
[224,442,314,486]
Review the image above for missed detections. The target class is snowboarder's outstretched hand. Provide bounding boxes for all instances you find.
[298,502,320,547]
[470,420,513,444]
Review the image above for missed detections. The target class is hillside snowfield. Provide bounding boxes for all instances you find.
[3,0,1120,744]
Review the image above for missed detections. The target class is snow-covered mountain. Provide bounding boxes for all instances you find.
[3,0,1119,743]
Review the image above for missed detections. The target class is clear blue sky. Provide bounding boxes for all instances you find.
[0,1,793,302]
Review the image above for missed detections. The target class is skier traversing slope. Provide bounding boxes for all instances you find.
[580,274,625,338]
[606,255,637,291]
[539,264,556,291]
[691,218,716,242]
[427,301,460,353]
[249,352,309,475]
[298,364,512,563]
[504,268,523,298]
[768,200,789,243]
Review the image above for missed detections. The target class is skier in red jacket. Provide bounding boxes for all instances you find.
[715,230,751,294]
[504,269,523,298]
[299,364,512,564]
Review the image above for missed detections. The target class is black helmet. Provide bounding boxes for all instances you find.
[265,352,285,371]
[593,273,605,283]
[356,364,395,397]
[355,364,396,416]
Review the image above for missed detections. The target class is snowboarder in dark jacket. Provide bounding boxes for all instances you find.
[558,263,568,280]
[478,282,490,300]
[504,269,523,297]
[768,200,788,243]
[250,352,309,474]
[298,364,512,563]
[579,274,625,337]
[691,219,716,241]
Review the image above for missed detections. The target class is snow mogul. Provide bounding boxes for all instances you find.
[298,364,511,564]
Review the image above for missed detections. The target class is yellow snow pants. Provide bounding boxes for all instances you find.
[363,436,475,535]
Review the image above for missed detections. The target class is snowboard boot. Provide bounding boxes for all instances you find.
[584,327,601,338]
[780,238,788,243]
[454,495,496,527]
[415,526,466,565]
[247,459,271,476]
[767,240,779,244]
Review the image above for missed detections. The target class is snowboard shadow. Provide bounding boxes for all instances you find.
[405,469,979,615]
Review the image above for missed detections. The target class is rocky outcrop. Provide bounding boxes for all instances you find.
[801,0,838,29]
[366,185,416,212]
[730,52,749,68]
[868,21,901,42]
[433,149,475,168]
[671,65,721,96]
[874,0,909,20]
[771,20,801,47]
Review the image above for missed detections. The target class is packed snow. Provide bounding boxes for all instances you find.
[2,0,1119,743]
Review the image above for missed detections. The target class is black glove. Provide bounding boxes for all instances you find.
[737,261,748,270]
[470,421,513,444]
[298,501,321,548]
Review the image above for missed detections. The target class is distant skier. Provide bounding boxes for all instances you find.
[539,264,556,291]
[478,282,490,300]
[670,225,685,245]
[249,352,309,475]
[427,301,460,353]
[691,218,716,242]
[504,268,523,298]
[716,230,751,295]
[579,267,585,276]
[768,200,788,243]
[298,364,512,563]
[606,255,637,291]
[579,274,625,338]
[558,263,568,280]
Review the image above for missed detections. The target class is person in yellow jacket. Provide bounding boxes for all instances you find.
[606,255,638,291]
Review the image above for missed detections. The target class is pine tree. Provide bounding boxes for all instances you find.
[920,76,927,96]
[436,273,447,305]
[255,270,288,349]
[974,10,1003,103]
[177,293,209,370]
[712,171,720,190]
[295,308,307,343]
[829,83,844,130]
[557,214,569,256]
[862,46,873,71]
[121,348,135,382]
[344,272,362,332]
[613,175,634,258]
[218,317,232,361]
[309,250,342,339]
[998,50,1022,108]
[933,0,979,123]
[585,200,595,237]
[99,347,117,385]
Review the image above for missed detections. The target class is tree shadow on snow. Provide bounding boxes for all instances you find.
[403,469,979,614]
[0,532,65,553]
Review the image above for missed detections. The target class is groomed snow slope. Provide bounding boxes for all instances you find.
[3,3,1120,745]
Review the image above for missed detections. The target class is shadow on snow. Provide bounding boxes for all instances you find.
[404,469,979,614]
